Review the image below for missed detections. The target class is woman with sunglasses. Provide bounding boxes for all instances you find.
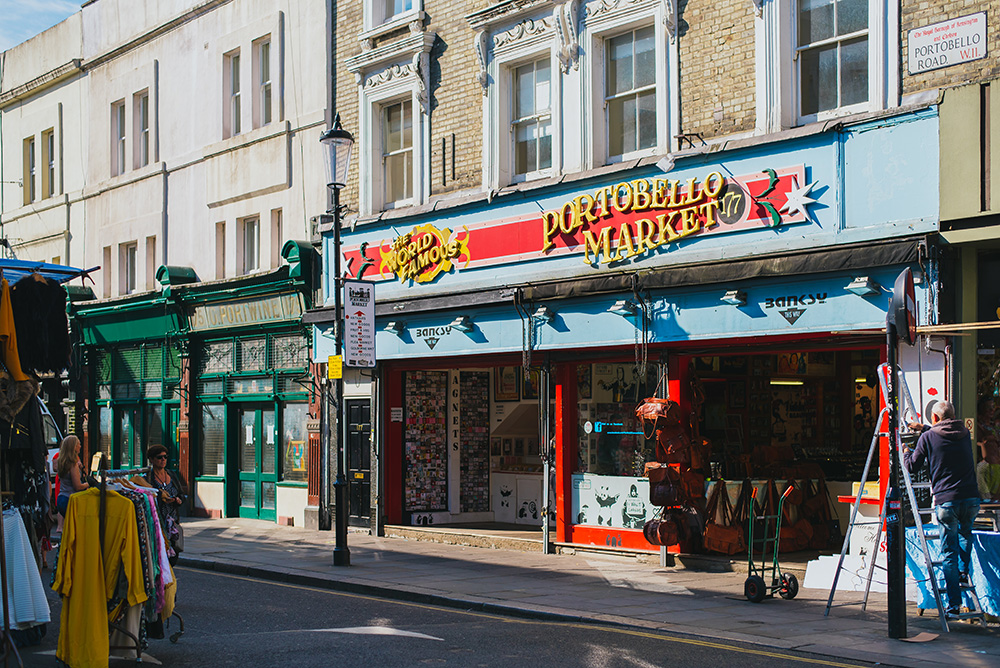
[145,444,187,560]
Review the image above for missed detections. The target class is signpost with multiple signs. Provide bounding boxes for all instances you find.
[343,280,375,367]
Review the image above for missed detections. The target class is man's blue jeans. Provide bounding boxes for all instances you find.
[935,497,980,610]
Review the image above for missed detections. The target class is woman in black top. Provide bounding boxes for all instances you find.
[145,444,187,559]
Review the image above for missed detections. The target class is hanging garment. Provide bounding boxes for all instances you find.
[52,489,148,668]
[2,508,50,630]
[0,277,28,381]
[10,273,71,374]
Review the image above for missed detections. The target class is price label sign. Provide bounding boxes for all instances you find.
[343,280,376,367]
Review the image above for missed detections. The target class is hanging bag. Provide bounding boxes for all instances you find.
[645,462,681,507]
[703,480,745,555]
[643,507,685,546]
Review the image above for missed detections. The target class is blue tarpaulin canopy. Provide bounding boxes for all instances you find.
[0,258,97,285]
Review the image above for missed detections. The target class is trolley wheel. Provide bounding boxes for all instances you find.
[745,575,767,603]
[779,572,799,600]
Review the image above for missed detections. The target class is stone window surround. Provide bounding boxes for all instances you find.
[469,0,678,189]
[360,1,426,47]
[754,0,899,132]
[346,30,437,216]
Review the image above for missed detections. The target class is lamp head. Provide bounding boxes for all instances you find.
[320,113,355,190]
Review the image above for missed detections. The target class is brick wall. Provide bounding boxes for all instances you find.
[334,0,363,215]
[678,0,757,143]
[902,1,999,95]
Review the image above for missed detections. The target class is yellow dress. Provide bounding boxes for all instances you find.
[53,488,148,668]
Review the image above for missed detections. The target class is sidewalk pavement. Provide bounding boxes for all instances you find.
[178,518,999,667]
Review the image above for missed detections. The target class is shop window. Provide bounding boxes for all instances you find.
[272,334,309,370]
[281,403,309,482]
[512,58,553,179]
[200,404,226,477]
[200,340,235,375]
[237,336,267,372]
[404,370,449,511]
[98,407,113,460]
[145,404,164,457]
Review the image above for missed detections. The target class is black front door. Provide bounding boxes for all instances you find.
[346,399,371,526]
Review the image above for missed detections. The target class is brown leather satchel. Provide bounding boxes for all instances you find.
[643,508,687,546]
[703,480,745,555]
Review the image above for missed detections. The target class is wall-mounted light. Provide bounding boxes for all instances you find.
[721,290,747,306]
[532,305,555,324]
[845,276,881,296]
[384,321,405,336]
[770,379,804,386]
[607,299,637,317]
[449,315,474,332]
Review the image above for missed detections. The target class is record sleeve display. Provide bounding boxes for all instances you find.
[404,370,448,511]
[460,371,490,512]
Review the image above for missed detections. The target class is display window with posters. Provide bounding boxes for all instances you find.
[570,362,661,532]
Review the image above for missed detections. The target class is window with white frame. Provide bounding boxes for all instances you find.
[120,242,138,295]
[382,99,413,206]
[756,0,896,130]
[365,0,421,33]
[512,58,552,178]
[796,0,868,118]
[240,216,261,273]
[253,38,272,128]
[42,129,55,198]
[112,101,126,176]
[135,92,150,168]
[224,50,242,138]
[605,26,656,159]
[23,137,36,204]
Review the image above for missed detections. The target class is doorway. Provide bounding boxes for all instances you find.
[346,399,371,526]
[236,404,277,521]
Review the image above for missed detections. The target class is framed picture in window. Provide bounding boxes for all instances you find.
[495,367,520,402]
[577,364,592,399]
[523,369,540,400]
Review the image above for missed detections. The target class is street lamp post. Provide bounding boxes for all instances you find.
[320,114,354,567]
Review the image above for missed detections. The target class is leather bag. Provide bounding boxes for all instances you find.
[703,480,745,555]
[646,463,681,507]
[643,508,688,547]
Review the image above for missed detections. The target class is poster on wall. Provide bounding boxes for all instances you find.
[570,474,659,530]
[494,366,520,402]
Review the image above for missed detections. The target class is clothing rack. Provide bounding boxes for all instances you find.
[1,477,25,668]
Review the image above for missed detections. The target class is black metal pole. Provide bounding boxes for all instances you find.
[886,315,905,638]
[332,183,350,567]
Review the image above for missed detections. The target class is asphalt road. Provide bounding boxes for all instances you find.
[18,567,877,667]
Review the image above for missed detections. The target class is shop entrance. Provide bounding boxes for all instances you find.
[346,399,371,526]
[236,404,277,521]
[115,406,140,468]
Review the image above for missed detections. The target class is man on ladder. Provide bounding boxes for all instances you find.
[904,400,980,616]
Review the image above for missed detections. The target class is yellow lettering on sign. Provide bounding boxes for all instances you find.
[583,227,613,265]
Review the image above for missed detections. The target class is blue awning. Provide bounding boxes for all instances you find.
[0,259,98,284]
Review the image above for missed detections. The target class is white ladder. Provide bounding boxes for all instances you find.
[824,363,988,631]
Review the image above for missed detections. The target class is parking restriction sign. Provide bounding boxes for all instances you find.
[343,280,375,367]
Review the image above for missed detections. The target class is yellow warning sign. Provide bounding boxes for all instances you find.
[327,355,343,379]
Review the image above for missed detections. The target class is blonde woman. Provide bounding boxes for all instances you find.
[55,436,89,517]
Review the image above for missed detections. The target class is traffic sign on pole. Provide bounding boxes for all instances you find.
[343,280,375,367]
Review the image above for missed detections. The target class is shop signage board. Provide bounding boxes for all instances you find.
[907,12,987,74]
[343,280,375,367]
[327,355,342,379]
[189,292,303,331]
[345,165,815,284]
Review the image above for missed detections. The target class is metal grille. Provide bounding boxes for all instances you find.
[143,345,162,378]
[165,344,182,379]
[163,382,180,401]
[114,347,142,383]
[237,337,267,372]
[95,351,112,384]
[201,340,234,374]
[98,385,111,400]
[143,381,162,399]
[272,335,309,370]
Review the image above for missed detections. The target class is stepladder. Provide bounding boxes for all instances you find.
[825,363,988,631]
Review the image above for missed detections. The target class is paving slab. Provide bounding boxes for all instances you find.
[178,517,1000,667]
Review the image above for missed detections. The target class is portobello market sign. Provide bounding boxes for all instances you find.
[353,165,815,284]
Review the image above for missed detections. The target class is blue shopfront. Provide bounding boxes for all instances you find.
[310,107,941,551]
